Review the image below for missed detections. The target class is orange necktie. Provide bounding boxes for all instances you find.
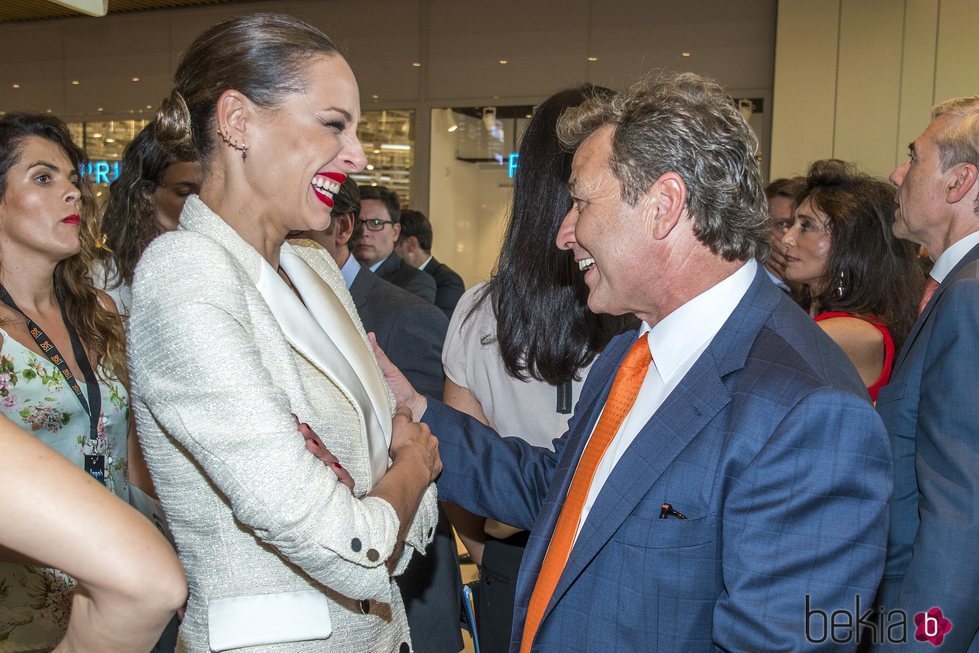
[918,277,939,316]
[519,333,652,653]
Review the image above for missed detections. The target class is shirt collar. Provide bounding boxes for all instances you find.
[642,259,757,383]
[418,255,433,271]
[930,230,979,283]
[339,250,360,289]
[368,255,389,273]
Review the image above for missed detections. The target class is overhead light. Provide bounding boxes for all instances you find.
[681,52,692,57]
[445,109,458,133]
[104,138,116,143]
[131,76,140,82]
[371,94,379,100]
[366,164,375,170]
[498,59,508,65]
[145,104,152,109]
[380,143,411,151]
[45,108,52,113]
[11,83,20,89]
[97,107,104,112]
[92,133,102,138]
[411,62,421,68]
[71,80,80,85]
[586,56,598,62]
[373,148,381,154]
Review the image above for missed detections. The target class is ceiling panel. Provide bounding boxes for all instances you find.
[0,0,245,23]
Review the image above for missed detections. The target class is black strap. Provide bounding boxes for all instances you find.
[0,283,101,444]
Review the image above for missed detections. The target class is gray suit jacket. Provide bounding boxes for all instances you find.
[129,198,437,653]
[875,242,979,652]
[375,251,437,303]
[348,262,448,400]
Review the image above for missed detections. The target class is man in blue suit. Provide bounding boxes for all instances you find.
[379,72,892,651]
[873,97,979,652]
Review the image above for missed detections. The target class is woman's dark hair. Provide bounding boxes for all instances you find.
[798,159,923,351]
[99,121,195,286]
[155,13,341,164]
[471,85,635,385]
[0,113,128,385]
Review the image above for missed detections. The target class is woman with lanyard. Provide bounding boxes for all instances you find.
[0,113,137,650]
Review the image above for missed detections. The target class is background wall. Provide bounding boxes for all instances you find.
[0,0,777,284]
[771,0,979,181]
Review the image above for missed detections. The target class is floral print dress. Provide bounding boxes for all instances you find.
[0,327,129,653]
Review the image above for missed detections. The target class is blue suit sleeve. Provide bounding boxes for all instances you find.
[714,388,892,652]
[891,280,979,650]
[423,398,569,530]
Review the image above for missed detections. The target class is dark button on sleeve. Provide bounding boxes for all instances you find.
[351,538,362,552]
[399,643,410,653]
[366,548,380,562]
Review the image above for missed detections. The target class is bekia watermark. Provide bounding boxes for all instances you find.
[805,595,953,646]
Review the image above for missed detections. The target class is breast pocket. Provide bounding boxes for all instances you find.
[612,513,717,549]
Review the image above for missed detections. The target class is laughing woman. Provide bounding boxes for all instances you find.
[0,113,173,650]
[779,159,922,400]
[127,14,440,653]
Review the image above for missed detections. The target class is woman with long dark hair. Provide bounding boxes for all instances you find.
[441,85,633,652]
[94,120,200,316]
[0,112,146,649]
[780,159,923,400]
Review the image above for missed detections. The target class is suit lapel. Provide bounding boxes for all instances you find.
[895,243,979,370]
[531,268,778,626]
[257,246,392,487]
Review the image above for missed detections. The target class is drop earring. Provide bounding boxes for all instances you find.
[217,127,248,161]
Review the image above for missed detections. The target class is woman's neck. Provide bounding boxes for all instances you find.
[199,174,286,268]
[0,251,59,315]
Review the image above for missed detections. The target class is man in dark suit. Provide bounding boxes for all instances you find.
[379,72,892,652]
[353,185,437,303]
[872,96,979,652]
[396,209,465,319]
[291,179,462,653]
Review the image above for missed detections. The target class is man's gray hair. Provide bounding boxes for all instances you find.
[931,96,979,172]
[557,71,769,262]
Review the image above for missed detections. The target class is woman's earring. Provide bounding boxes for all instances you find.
[835,270,845,298]
[217,127,247,161]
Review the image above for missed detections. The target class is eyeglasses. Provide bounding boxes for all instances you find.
[358,218,395,232]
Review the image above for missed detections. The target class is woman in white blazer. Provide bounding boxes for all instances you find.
[126,14,441,653]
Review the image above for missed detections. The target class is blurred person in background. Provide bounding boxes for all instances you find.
[780,159,922,401]
[395,208,465,319]
[93,119,200,317]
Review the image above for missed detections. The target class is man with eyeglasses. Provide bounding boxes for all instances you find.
[353,185,437,303]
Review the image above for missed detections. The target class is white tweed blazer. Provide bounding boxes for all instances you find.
[128,197,437,653]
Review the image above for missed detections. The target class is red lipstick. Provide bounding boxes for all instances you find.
[62,214,81,225]
[321,172,346,184]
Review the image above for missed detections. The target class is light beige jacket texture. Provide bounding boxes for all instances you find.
[128,197,437,652]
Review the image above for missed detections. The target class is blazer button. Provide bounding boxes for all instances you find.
[360,599,371,614]
[399,643,410,653]
[367,548,380,562]
[351,538,362,552]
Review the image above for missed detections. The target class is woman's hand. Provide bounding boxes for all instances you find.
[389,406,441,484]
[368,333,427,420]
[294,416,354,491]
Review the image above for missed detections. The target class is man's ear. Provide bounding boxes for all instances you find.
[646,172,688,240]
[335,213,355,247]
[391,223,401,241]
[946,163,979,205]
[400,235,419,253]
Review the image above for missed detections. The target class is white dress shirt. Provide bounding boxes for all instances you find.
[929,230,979,283]
[574,260,757,541]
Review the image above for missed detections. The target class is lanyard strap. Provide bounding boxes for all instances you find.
[0,284,101,442]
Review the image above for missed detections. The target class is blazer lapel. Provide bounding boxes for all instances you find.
[895,242,979,370]
[258,247,392,487]
[536,268,777,625]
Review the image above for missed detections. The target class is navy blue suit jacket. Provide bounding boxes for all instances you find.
[874,243,979,652]
[424,256,465,320]
[374,251,437,303]
[424,268,892,652]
